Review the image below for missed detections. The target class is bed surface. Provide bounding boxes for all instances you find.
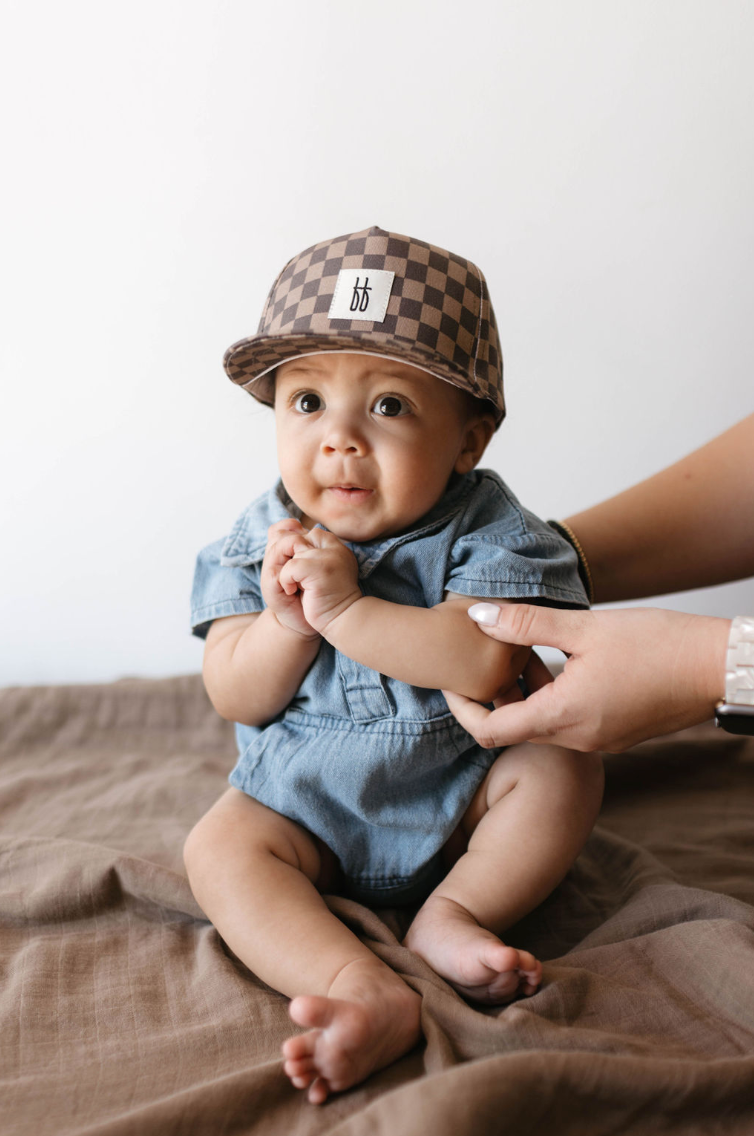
[2,674,754,1135]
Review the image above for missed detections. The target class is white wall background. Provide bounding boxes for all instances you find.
[2,0,752,686]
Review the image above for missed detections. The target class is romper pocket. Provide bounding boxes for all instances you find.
[337,655,394,722]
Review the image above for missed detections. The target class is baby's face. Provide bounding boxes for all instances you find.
[274,353,490,543]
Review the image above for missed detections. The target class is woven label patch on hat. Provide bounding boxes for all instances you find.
[328,269,395,323]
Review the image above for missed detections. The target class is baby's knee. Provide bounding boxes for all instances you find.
[535,747,605,832]
[183,792,254,881]
[504,743,604,811]
[183,808,223,883]
[184,790,324,887]
[534,743,603,793]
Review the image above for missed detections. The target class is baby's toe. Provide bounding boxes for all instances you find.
[516,949,540,975]
[481,941,521,976]
[517,953,542,988]
[308,1076,330,1105]
[487,969,524,1001]
[281,1032,316,1062]
[289,993,334,1031]
[520,969,542,996]
[284,1054,317,1085]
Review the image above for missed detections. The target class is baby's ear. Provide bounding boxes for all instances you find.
[455,415,495,473]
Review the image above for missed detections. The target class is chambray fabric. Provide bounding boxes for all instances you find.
[190,469,588,904]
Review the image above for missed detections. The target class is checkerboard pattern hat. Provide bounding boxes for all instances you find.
[223,225,505,424]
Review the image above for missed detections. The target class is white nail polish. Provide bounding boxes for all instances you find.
[468,603,501,626]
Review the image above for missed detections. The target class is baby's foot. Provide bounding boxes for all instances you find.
[281,958,421,1105]
[404,895,542,1004]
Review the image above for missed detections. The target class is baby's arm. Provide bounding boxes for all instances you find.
[329,594,528,702]
[280,528,530,702]
[202,520,321,726]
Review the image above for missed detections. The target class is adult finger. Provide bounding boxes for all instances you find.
[468,603,590,656]
[520,649,556,694]
[443,685,562,749]
[442,691,500,747]
[491,680,525,710]
[488,651,553,710]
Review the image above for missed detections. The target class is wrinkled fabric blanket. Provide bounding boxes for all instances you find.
[2,675,754,1135]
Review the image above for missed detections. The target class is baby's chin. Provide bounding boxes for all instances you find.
[291,496,429,544]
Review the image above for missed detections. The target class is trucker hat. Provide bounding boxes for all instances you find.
[223,225,505,424]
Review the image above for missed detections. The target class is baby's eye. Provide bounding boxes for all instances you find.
[293,392,323,414]
[373,395,410,418]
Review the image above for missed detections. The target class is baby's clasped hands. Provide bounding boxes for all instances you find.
[277,525,363,636]
[259,519,321,639]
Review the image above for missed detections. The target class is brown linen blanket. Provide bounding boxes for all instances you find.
[2,674,754,1135]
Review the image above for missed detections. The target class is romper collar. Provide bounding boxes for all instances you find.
[221,473,477,578]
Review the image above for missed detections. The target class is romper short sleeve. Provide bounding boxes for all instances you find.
[190,539,264,639]
[445,471,589,609]
[190,482,294,639]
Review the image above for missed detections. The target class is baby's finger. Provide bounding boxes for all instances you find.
[268,518,307,538]
[302,526,345,551]
[267,531,311,569]
[279,556,312,594]
[277,560,302,596]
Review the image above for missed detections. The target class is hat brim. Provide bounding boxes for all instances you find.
[223,332,504,424]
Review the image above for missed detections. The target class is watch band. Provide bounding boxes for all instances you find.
[715,616,754,735]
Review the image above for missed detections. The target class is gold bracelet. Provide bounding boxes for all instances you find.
[548,520,595,604]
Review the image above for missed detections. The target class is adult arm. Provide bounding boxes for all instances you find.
[445,413,754,752]
[566,412,754,603]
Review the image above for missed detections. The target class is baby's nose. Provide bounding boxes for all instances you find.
[321,418,367,454]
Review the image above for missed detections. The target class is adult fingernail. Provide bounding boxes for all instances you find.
[468,603,501,626]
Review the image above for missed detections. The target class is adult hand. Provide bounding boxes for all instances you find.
[443,603,730,753]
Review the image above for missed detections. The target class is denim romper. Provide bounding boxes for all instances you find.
[191,469,588,906]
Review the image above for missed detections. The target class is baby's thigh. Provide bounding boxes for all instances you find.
[459,743,604,840]
[184,787,340,890]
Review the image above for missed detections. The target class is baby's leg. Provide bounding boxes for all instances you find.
[184,789,420,1104]
[404,744,604,1003]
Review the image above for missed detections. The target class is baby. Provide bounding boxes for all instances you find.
[186,226,604,1104]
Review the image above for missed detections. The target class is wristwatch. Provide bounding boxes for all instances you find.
[715,616,754,735]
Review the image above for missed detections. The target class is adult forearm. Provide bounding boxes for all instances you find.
[323,597,528,702]
[203,609,320,726]
[566,413,754,603]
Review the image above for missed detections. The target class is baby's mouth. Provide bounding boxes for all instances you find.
[328,485,374,502]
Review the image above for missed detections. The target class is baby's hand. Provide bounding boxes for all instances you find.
[260,519,321,639]
[278,527,362,636]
